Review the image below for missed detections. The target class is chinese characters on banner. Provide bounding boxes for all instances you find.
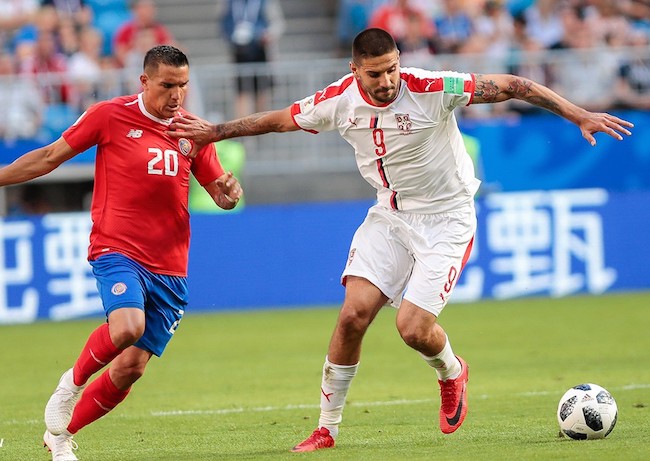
[0,213,101,324]
[0,189,631,324]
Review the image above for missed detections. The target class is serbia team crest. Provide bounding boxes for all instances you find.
[395,113,412,135]
[178,138,192,156]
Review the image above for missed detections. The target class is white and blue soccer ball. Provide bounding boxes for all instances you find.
[557,383,618,440]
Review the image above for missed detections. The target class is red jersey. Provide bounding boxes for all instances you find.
[63,93,224,276]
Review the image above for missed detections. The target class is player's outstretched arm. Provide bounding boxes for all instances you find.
[204,171,243,210]
[472,73,634,146]
[168,107,298,146]
[0,137,78,187]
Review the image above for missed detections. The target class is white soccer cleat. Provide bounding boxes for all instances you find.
[43,430,79,461]
[44,369,85,435]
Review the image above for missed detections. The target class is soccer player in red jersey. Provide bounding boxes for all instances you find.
[167,29,633,452]
[0,45,242,461]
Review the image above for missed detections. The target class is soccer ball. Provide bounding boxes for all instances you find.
[557,383,618,440]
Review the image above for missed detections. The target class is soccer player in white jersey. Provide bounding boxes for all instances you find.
[168,28,633,452]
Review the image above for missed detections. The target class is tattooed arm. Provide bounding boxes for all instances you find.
[472,74,633,145]
[168,107,299,146]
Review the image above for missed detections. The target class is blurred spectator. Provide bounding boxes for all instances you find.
[614,30,650,110]
[96,54,122,100]
[551,5,618,111]
[85,0,130,56]
[40,0,92,27]
[464,0,514,64]
[336,0,386,55]
[433,0,475,54]
[67,26,103,109]
[508,13,548,83]
[0,51,44,141]
[57,16,80,56]
[19,28,71,104]
[112,0,175,67]
[368,0,433,47]
[12,5,59,64]
[0,0,39,52]
[121,25,157,93]
[219,0,285,119]
[397,9,436,67]
[583,0,632,47]
[624,0,650,35]
[504,13,549,114]
[522,0,565,49]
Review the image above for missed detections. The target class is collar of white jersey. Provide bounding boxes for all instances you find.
[137,93,174,125]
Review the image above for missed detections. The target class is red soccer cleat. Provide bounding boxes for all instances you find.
[438,356,469,434]
[291,427,335,452]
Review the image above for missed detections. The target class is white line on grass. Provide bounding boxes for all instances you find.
[6,383,648,426]
[150,383,650,417]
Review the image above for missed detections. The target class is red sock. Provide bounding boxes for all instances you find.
[73,323,122,386]
[67,369,130,434]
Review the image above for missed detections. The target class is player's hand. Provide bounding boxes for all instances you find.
[579,112,634,146]
[216,172,242,210]
[167,113,217,157]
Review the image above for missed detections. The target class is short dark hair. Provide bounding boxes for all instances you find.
[352,28,397,64]
[143,45,189,73]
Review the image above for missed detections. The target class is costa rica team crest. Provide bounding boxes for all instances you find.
[111,282,127,295]
[178,138,192,156]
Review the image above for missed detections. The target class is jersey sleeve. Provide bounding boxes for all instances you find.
[438,71,475,111]
[62,101,112,153]
[290,75,354,133]
[291,95,337,134]
[191,142,225,186]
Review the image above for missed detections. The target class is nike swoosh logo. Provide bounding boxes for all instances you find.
[445,385,465,426]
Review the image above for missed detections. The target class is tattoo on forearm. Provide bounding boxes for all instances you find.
[215,111,275,140]
[474,74,562,115]
[525,96,562,115]
[508,78,533,98]
[474,75,500,103]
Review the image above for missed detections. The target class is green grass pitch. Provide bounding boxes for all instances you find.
[1,292,649,460]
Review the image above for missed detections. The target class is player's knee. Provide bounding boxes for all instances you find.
[396,319,427,350]
[110,324,145,349]
[108,308,146,348]
[112,362,147,388]
[337,308,372,336]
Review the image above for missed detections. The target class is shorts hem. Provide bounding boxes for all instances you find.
[105,303,144,317]
[402,293,444,317]
[342,269,398,303]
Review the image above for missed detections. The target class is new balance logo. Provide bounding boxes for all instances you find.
[126,129,143,138]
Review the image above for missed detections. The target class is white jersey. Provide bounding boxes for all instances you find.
[291,67,481,213]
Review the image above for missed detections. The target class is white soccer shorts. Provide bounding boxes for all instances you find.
[342,202,476,317]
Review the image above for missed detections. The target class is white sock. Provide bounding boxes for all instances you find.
[419,335,461,381]
[317,356,358,438]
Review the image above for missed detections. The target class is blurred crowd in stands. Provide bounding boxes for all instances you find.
[0,0,175,141]
[338,0,650,117]
[1,0,650,143]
